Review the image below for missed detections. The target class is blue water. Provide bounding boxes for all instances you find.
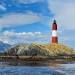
[0,61,75,75]
[0,66,66,75]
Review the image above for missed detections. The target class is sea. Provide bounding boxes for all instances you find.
[0,60,75,75]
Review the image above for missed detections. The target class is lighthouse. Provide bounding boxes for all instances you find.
[52,20,58,43]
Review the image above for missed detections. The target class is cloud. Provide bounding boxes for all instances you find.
[0,30,50,44]
[0,12,46,29]
[3,30,41,38]
[17,0,45,4]
[0,5,6,11]
[48,0,75,29]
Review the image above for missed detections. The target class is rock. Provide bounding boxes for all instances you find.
[4,43,75,56]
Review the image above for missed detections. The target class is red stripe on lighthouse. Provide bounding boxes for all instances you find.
[52,20,58,43]
[52,37,58,43]
[52,24,57,30]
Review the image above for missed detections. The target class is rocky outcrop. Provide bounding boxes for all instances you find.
[5,43,50,56]
[4,43,75,56]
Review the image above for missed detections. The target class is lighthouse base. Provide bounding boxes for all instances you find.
[52,37,58,43]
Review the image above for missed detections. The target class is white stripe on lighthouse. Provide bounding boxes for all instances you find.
[52,30,57,37]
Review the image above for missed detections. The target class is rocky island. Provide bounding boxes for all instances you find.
[5,43,75,56]
[0,43,73,61]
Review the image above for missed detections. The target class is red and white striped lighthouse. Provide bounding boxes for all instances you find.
[52,20,58,43]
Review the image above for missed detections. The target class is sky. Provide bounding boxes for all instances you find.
[0,0,75,49]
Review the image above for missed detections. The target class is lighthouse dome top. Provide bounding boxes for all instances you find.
[53,20,56,24]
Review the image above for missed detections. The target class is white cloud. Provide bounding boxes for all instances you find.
[17,0,45,4]
[48,0,75,29]
[3,30,41,37]
[0,30,50,44]
[0,12,45,29]
[0,5,6,11]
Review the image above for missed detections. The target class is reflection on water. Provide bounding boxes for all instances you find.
[0,59,75,66]
[0,60,75,75]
